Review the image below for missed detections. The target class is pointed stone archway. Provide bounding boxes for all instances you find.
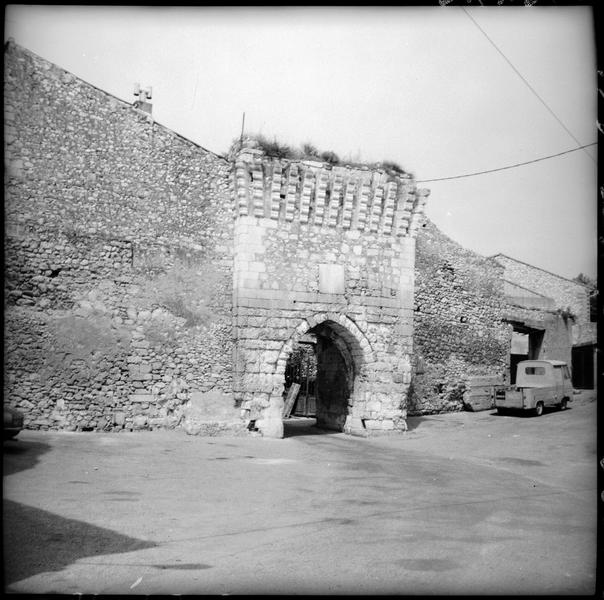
[255,312,376,438]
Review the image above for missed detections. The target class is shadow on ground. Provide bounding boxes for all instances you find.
[405,414,469,432]
[283,417,340,438]
[405,416,426,432]
[3,437,51,476]
[3,500,157,586]
[490,406,573,418]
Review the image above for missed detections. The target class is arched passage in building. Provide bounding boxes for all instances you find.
[508,322,544,384]
[277,314,373,433]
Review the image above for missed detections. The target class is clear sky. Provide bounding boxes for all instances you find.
[5,5,597,280]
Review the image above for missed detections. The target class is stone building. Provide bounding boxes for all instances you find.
[492,254,597,388]
[408,228,597,415]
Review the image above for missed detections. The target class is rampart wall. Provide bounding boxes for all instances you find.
[4,40,238,434]
[8,39,575,433]
[412,221,511,414]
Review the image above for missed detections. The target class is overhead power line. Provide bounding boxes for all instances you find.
[416,142,597,183]
[462,8,596,164]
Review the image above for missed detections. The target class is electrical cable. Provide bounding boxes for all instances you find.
[416,142,597,183]
[462,7,596,164]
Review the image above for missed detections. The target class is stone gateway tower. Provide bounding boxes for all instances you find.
[231,141,429,437]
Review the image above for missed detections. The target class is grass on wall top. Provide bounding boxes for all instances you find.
[228,134,411,178]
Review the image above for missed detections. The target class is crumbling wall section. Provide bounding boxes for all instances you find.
[412,220,511,414]
[4,41,237,433]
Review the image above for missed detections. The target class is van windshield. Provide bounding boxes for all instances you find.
[516,364,551,387]
[525,366,545,375]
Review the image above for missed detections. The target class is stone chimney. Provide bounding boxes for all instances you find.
[133,83,152,114]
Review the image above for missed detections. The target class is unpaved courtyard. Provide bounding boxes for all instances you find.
[3,394,597,595]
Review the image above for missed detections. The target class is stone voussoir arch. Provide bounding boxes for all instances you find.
[274,312,375,377]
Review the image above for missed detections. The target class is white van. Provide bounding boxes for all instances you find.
[494,360,573,416]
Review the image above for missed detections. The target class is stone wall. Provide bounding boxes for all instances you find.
[503,305,573,367]
[4,40,239,433]
[493,254,592,322]
[231,145,429,436]
[493,254,596,349]
[411,221,511,414]
[9,39,542,434]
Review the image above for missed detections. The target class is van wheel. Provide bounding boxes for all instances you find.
[560,399,568,411]
[534,402,544,417]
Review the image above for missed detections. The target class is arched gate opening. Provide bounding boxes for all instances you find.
[280,316,370,434]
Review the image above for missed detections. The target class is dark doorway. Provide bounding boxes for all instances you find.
[282,320,357,433]
[284,338,317,417]
[313,326,352,431]
[510,353,527,385]
[572,344,595,389]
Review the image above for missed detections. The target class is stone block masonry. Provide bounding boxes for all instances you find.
[231,143,428,437]
[232,148,428,237]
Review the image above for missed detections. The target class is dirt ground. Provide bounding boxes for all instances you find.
[3,391,598,595]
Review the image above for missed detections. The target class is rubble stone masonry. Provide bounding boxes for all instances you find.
[412,221,511,414]
[5,40,518,435]
[493,254,591,322]
[4,40,238,434]
[4,41,430,437]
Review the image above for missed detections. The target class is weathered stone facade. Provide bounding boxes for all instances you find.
[410,227,595,413]
[493,254,597,389]
[502,304,573,365]
[231,144,428,436]
[411,221,511,414]
[4,41,428,437]
[4,40,238,434]
[5,40,587,435]
[492,254,596,346]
